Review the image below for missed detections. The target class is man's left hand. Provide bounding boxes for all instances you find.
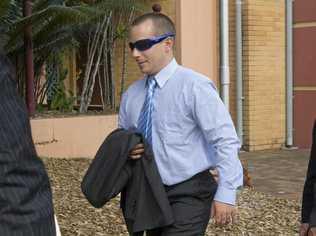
[211,200,237,225]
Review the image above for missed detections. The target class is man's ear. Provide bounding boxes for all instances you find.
[164,38,174,53]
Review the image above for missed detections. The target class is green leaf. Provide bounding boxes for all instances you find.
[0,0,10,17]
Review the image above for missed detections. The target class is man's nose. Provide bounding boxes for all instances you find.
[131,48,141,58]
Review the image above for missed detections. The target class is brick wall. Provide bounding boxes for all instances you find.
[229,1,237,124]
[242,0,286,151]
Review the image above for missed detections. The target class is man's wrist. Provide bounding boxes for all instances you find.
[214,185,237,205]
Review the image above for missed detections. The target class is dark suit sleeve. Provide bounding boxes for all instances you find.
[302,160,315,222]
[302,120,316,223]
[81,130,138,208]
[0,55,55,235]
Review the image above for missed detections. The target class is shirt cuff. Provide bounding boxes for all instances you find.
[213,185,237,205]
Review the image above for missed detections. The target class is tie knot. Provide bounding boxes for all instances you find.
[147,77,157,91]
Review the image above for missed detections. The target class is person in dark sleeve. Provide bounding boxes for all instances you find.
[0,53,57,236]
[119,6,243,235]
[300,120,316,236]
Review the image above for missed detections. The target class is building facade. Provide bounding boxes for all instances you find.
[121,0,288,151]
[63,0,314,151]
[293,0,316,148]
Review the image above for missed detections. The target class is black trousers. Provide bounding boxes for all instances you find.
[134,170,218,236]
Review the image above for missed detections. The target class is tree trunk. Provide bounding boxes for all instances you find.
[85,15,111,110]
[120,9,135,102]
[23,0,35,116]
[109,23,115,109]
[79,21,102,112]
[79,14,111,113]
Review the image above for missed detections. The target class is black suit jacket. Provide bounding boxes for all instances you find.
[302,120,316,224]
[81,129,174,233]
[0,55,56,235]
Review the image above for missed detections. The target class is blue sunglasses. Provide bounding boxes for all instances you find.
[129,33,175,52]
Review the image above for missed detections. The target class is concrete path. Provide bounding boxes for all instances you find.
[240,149,311,201]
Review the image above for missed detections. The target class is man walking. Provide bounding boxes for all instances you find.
[119,10,243,235]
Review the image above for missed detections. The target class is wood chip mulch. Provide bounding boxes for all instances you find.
[42,158,301,236]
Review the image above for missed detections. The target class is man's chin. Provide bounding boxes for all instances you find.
[139,67,150,74]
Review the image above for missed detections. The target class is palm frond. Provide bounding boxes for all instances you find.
[33,0,64,12]
[13,5,96,29]
[0,0,23,52]
[95,0,144,15]
[6,4,100,53]
[0,0,11,18]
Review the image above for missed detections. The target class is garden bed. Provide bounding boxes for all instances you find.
[43,157,300,236]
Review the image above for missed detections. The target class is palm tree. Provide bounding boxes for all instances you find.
[0,0,143,113]
[0,0,98,113]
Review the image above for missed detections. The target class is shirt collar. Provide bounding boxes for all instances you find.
[146,58,178,89]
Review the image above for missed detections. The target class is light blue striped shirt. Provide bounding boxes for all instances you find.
[119,59,243,205]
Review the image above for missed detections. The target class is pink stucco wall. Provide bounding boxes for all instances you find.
[31,115,118,158]
[175,0,218,85]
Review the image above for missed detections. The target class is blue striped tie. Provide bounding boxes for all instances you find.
[137,76,157,145]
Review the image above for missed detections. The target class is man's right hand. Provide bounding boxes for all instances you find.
[309,227,316,236]
[129,143,145,159]
[299,223,310,236]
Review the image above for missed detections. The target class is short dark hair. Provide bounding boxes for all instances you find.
[130,12,176,37]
